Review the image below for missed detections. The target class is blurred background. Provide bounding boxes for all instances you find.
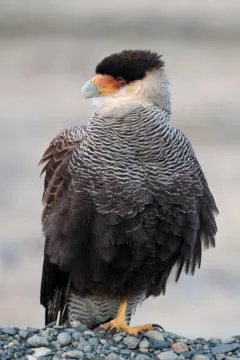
[0,0,239,339]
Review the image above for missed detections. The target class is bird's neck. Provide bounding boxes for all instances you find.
[89,103,173,158]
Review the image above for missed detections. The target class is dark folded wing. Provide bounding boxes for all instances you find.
[39,125,86,325]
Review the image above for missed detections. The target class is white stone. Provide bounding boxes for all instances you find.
[144,330,165,341]
[27,347,52,359]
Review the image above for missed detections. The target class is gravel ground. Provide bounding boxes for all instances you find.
[0,326,240,360]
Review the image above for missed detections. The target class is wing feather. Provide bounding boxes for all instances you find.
[40,125,86,325]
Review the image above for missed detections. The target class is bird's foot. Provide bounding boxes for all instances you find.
[100,320,163,337]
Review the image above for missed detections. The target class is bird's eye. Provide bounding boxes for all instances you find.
[114,76,126,84]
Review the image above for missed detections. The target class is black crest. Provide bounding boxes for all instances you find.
[96,50,164,82]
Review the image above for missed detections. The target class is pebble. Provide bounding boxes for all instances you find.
[171,341,189,353]
[72,341,79,348]
[113,335,123,343]
[157,350,179,360]
[149,339,170,350]
[105,354,119,360]
[139,339,150,349]
[144,330,165,341]
[110,346,119,352]
[19,330,28,339]
[222,338,236,344]
[209,338,220,345]
[88,337,99,346]
[123,335,139,349]
[1,326,240,360]
[78,339,89,350]
[62,350,84,358]
[215,354,226,360]
[83,330,95,337]
[135,355,151,360]
[72,332,82,341]
[27,335,49,347]
[50,341,61,350]
[212,343,240,355]
[120,348,132,355]
[57,332,72,346]
[166,337,174,344]
[0,328,17,336]
[26,347,52,359]
[83,344,92,352]
[162,332,182,340]
[192,355,211,360]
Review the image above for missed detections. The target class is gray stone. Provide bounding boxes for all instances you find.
[135,355,151,360]
[157,350,179,360]
[62,350,84,358]
[72,332,82,341]
[40,330,49,339]
[203,345,210,350]
[12,339,20,346]
[50,341,61,350]
[83,330,96,337]
[192,356,210,360]
[19,330,28,339]
[162,332,182,340]
[14,334,21,341]
[88,337,99,346]
[57,332,71,346]
[149,339,170,350]
[83,344,92,352]
[215,354,225,360]
[139,348,149,353]
[209,338,220,345]
[166,337,174,344]
[113,335,123,343]
[123,335,139,349]
[110,346,119,353]
[212,343,240,355]
[105,354,119,360]
[27,335,49,347]
[144,330,165,341]
[78,339,89,350]
[0,328,17,336]
[222,338,237,344]
[120,349,132,355]
[72,341,79,348]
[225,357,237,360]
[139,339,150,349]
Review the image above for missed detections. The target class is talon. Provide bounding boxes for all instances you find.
[152,323,165,332]
[99,300,163,337]
[107,327,119,337]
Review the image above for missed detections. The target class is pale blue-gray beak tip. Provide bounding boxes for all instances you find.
[81,80,99,98]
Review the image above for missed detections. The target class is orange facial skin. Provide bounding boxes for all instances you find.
[91,74,126,96]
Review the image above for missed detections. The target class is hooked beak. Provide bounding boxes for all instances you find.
[81,79,100,98]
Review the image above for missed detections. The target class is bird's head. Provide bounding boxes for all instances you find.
[82,49,171,113]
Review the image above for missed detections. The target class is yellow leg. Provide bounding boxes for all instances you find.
[100,298,154,337]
